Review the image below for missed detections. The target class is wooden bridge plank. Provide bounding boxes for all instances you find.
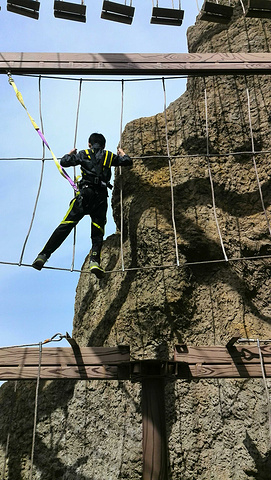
[0,365,120,380]
[0,346,130,366]
[177,363,271,379]
[174,345,271,364]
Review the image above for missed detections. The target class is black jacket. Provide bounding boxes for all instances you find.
[60,143,132,188]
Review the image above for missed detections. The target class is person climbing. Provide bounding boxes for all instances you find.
[32,133,132,278]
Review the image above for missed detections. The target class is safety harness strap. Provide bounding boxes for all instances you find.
[103,150,114,168]
[85,149,113,172]
[8,74,78,192]
[84,149,113,189]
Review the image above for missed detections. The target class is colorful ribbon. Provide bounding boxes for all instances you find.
[8,74,78,192]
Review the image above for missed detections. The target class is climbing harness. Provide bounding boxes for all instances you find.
[83,148,113,188]
[8,73,78,192]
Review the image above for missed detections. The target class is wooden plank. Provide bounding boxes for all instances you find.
[249,0,271,10]
[152,7,184,19]
[0,365,121,380]
[2,52,271,75]
[176,362,271,379]
[203,2,233,17]
[1,362,270,380]
[0,346,130,365]
[174,345,271,364]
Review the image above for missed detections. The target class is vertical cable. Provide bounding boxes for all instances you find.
[246,87,271,237]
[119,79,125,271]
[19,76,45,265]
[239,0,246,14]
[162,77,180,267]
[29,342,42,480]
[71,78,83,272]
[1,381,17,480]
[195,0,200,12]
[204,87,228,262]
[257,339,271,446]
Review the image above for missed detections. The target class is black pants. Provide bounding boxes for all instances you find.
[40,185,107,260]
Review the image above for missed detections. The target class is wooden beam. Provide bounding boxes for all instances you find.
[0,346,130,365]
[0,365,122,380]
[174,344,271,379]
[1,344,270,380]
[0,346,130,380]
[177,363,271,379]
[142,378,168,480]
[174,344,271,363]
[2,52,271,75]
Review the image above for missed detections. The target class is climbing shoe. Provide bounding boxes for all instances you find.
[32,253,48,271]
[89,260,105,279]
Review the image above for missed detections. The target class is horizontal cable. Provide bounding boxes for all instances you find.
[1,254,271,275]
[16,72,271,83]
[0,332,69,349]
[18,73,188,83]
[2,149,271,162]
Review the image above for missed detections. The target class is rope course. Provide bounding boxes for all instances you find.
[2,73,271,275]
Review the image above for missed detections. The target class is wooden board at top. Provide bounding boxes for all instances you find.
[2,52,271,75]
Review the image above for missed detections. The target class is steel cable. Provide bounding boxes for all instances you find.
[204,87,228,262]
[3,148,271,161]
[162,77,180,267]
[1,381,18,480]
[71,78,83,272]
[29,342,42,480]
[19,76,45,266]
[119,79,125,271]
[1,253,271,274]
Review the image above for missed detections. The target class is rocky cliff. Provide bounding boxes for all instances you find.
[1,1,271,478]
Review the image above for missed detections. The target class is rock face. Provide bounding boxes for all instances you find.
[1,1,271,478]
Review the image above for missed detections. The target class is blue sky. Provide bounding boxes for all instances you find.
[0,1,201,353]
